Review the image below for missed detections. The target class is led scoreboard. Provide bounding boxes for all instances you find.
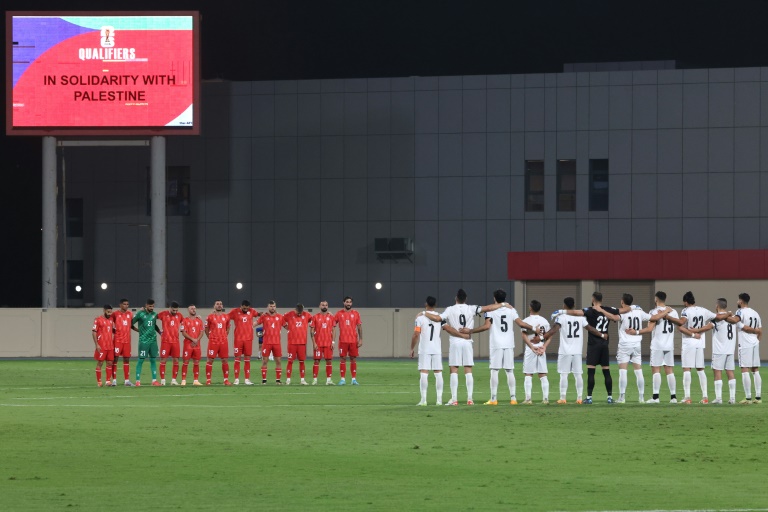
[6,12,200,135]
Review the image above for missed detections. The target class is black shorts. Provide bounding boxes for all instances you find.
[586,343,610,367]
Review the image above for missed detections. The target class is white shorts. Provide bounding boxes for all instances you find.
[523,349,548,375]
[418,353,443,371]
[650,349,674,367]
[739,345,761,368]
[489,348,514,370]
[557,354,582,374]
[449,340,474,367]
[711,353,734,371]
[681,346,705,369]
[616,344,642,365]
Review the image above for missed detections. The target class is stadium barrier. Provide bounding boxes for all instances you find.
[1,307,766,360]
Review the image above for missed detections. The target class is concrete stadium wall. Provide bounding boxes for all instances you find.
[2,298,765,361]
[0,307,493,359]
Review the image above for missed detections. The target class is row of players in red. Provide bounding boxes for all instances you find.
[91,297,363,387]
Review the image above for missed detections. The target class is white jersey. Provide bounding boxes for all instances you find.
[617,309,651,346]
[710,318,736,355]
[414,315,442,355]
[556,314,588,355]
[485,306,519,350]
[650,307,679,352]
[522,314,550,354]
[735,307,761,348]
[680,306,716,349]
[439,303,479,343]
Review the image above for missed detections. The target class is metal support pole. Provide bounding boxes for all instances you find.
[42,136,57,308]
[150,136,167,305]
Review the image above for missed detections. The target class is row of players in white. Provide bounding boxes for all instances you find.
[412,293,762,405]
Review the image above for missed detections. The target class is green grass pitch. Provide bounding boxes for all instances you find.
[0,359,765,511]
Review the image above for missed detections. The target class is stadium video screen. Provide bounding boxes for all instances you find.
[6,12,200,135]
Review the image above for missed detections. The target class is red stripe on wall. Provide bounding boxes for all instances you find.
[507,250,768,280]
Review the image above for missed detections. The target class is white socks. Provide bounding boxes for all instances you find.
[728,378,736,400]
[714,379,722,400]
[575,374,583,399]
[683,371,692,398]
[435,373,444,402]
[755,371,762,397]
[652,373,661,394]
[466,373,474,402]
[559,374,568,399]
[618,369,628,395]
[541,376,550,400]
[697,370,708,398]
[742,372,752,398]
[667,373,677,396]
[506,370,516,399]
[490,369,499,401]
[634,369,644,400]
[524,375,533,400]
[420,373,428,402]
[450,373,459,401]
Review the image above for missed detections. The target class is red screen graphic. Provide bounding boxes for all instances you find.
[6,12,200,136]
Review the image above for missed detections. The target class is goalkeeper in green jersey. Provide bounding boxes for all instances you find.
[131,299,162,386]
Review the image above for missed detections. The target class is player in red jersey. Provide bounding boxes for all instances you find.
[334,296,363,385]
[283,303,312,385]
[257,300,284,384]
[110,298,134,386]
[228,299,260,385]
[205,300,232,386]
[181,304,205,386]
[92,304,115,387]
[157,301,184,386]
[310,300,336,385]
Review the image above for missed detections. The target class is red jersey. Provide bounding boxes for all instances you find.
[182,316,204,343]
[335,309,362,343]
[228,307,259,342]
[157,310,184,343]
[110,310,133,344]
[283,311,312,345]
[257,313,284,345]
[205,312,230,344]
[310,312,336,347]
[92,316,115,351]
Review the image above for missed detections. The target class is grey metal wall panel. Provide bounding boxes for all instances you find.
[683,83,709,128]
[524,88,545,131]
[391,135,415,177]
[415,90,439,133]
[735,82,760,126]
[709,83,735,127]
[414,221,439,281]
[275,138,298,179]
[438,221,462,281]
[298,94,321,136]
[367,178,391,221]
[367,92,391,135]
[682,129,708,173]
[321,93,344,135]
[439,134,462,176]
[632,130,657,173]
[344,136,367,178]
[391,91,415,134]
[344,93,368,135]
[735,127,760,172]
[415,134,438,176]
[487,133,511,175]
[631,174,658,218]
[556,87,577,131]
[463,89,486,132]
[610,86,632,130]
[252,95,275,136]
[321,136,344,178]
[297,137,321,179]
[390,178,415,221]
[275,94,298,136]
[657,129,683,173]
[589,86,610,130]
[463,133,486,176]
[487,89,510,132]
[734,172,760,217]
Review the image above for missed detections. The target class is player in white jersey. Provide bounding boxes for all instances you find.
[423,288,508,406]
[687,298,737,404]
[597,293,651,403]
[725,293,763,404]
[464,289,533,406]
[411,296,451,406]
[635,291,680,403]
[544,297,604,404]
[667,291,722,404]
[520,299,551,404]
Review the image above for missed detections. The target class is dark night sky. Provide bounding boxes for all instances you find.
[2,0,768,306]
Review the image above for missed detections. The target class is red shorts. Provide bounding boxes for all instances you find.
[234,339,254,357]
[207,342,229,360]
[183,342,202,361]
[287,344,307,362]
[262,343,282,358]
[313,346,333,360]
[161,342,180,359]
[113,341,131,358]
[94,347,115,362]
[339,342,359,358]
